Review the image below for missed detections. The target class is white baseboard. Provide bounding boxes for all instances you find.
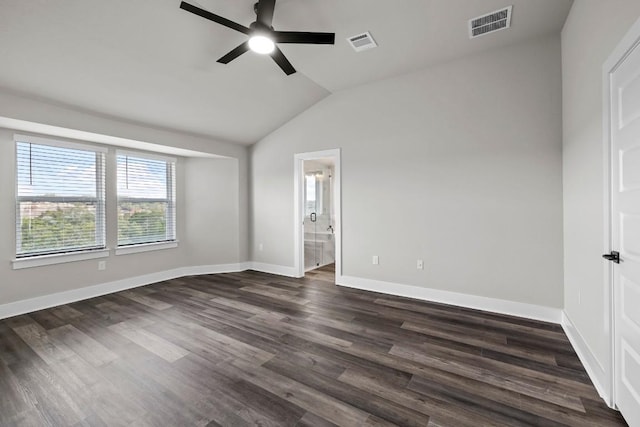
[184,263,249,276]
[247,262,298,278]
[561,311,613,407]
[0,263,247,320]
[0,264,565,327]
[336,274,562,324]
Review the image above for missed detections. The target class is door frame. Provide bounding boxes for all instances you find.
[293,149,341,279]
[602,16,640,409]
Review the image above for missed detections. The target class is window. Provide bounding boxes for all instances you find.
[15,136,106,257]
[117,152,176,247]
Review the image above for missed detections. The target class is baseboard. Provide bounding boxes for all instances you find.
[0,263,247,320]
[184,263,250,276]
[561,311,613,407]
[0,262,560,326]
[336,274,562,324]
[247,262,298,278]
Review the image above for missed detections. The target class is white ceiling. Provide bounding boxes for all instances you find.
[0,0,572,145]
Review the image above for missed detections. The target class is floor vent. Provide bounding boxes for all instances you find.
[469,6,512,39]
[347,32,377,52]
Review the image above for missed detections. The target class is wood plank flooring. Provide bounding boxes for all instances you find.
[0,264,628,426]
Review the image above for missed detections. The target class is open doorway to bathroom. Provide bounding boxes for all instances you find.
[294,149,341,282]
[303,158,335,279]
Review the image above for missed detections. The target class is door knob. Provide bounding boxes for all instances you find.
[602,251,620,264]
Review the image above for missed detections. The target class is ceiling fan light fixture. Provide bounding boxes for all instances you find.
[248,35,275,54]
[180,0,335,75]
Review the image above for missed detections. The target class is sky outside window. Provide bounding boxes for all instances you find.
[17,142,97,197]
[117,155,168,199]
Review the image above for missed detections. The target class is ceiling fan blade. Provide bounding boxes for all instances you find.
[270,47,296,75]
[180,2,250,35]
[217,42,251,64]
[256,0,276,28]
[273,31,335,44]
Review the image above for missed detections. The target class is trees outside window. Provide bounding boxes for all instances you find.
[16,138,106,257]
[117,153,176,246]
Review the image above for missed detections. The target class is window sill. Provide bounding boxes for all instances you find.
[12,249,110,270]
[115,241,178,256]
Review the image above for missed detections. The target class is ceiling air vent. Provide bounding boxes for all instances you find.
[347,32,377,52]
[469,6,513,39]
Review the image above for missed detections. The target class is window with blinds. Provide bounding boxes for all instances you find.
[117,152,176,247]
[15,136,107,257]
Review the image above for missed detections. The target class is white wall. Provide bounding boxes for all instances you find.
[562,0,640,379]
[252,35,564,309]
[0,89,248,307]
[185,157,241,265]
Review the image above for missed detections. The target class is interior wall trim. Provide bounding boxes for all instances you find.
[186,263,251,276]
[293,148,342,279]
[247,262,298,277]
[561,311,612,407]
[1,266,563,322]
[336,274,562,324]
[0,263,247,320]
[0,262,305,320]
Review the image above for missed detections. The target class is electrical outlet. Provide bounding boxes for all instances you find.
[98,261,106,271]
[258,243,264,251]
[417,259,424,270]
[372,255,379,265]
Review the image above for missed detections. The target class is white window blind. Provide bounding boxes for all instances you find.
[15,136,106,258]
[117,152,176,246]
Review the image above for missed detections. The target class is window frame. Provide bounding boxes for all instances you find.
[13,134,108,264]
[115,150,177,251]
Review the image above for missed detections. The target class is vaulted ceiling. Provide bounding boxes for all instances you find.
[0,0,572,145]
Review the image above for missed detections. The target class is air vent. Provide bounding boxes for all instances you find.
[347,32,377,52]
[469,6,512,39]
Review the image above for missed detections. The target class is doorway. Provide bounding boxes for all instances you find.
[294,149,341,280]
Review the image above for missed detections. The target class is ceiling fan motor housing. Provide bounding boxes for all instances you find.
[249,21,273,32]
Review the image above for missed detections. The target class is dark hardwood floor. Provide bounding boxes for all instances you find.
[0,264,628,426]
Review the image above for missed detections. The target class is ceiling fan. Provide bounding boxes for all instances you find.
[180,0,335,75]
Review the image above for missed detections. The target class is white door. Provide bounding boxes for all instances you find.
[611,37,640,427]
